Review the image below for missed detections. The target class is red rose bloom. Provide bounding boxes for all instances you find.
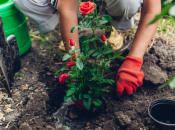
[101,35,106,42]
[67,61,76,69]
[71,53,75,59]
[79,1,95,16]
[70,39,75,46]
[59,73,68,85]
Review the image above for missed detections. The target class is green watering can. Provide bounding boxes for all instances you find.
[0,0,31,56]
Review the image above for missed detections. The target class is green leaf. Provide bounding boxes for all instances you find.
[83,98,91,110]
[107,54,113,59]
[148,5,172,25]
[67,88,76,96]
[92,52,99,57]
[103,49,114,54]
[105,41,108,46]
[101,88,109,92]
[169,77,175,90]
[71,26,79,33]
[169,5,175,17]
[81,56,89,61]
[90,34,99,41]
[97,20,108,26]
[106,79,115,83]
[117,56,125,59]
[102,15,112,22]
[64,95,71,102]
[76,59,84,70]
[101,79,115,85]
[79,26,83,31]
[79,21,83,26]
[93,99,102,107]
[101,95,107,102]
[100,59,105,66]
[87,49,95,56]
[72,67,78,76]
[85,20,92,27]
[68,71,75,77]
[79,52,84,57]
[97,54,102,59]
[73,78,79,81]
[69,49,73,55]
[158,81,169,89]
[79,93,83,100]
[55,67,69,74]
[83,94,91,99]
[113,52,121,57]
[107,26,113,32]
[75,48,80,53]
[79,36,89,44]
[92,91,100,99]
[72,94,78,101]
[105,60,111,66]
[62,54,71,61]
[67,84,76,88]
[82,42,90,55]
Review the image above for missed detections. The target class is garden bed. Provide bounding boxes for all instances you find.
[0,20,175,130]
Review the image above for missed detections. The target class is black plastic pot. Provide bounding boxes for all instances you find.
[148,99,175,130]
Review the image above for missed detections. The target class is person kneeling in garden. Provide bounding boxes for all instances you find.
[13,0,161,97]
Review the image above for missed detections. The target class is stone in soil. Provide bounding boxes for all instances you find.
[19,122,32,130]
[66,105,79,119]
[8,125,18,130]
[95,127,102,130]
[115,111,131,127]
[102,120,118,130]
[5,110,20,122]
[46,125,56,130]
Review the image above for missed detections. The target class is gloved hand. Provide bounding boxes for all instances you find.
[116,56,144,97]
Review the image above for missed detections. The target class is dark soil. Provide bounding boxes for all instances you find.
[1,20,175,130]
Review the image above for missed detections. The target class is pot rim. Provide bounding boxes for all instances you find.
[148,99,175,126]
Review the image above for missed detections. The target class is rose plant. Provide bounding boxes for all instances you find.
[56,1,125,110]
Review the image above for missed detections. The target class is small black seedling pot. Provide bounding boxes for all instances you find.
[148,99,175,130]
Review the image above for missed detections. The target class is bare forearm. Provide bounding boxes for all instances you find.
[128,0,161,59]
[59,11,79,53]
[128,13,159,58]
[58,0,79,53]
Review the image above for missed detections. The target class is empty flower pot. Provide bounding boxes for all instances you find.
[148,99,175,130]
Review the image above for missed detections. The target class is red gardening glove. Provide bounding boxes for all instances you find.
[116,56,144,97]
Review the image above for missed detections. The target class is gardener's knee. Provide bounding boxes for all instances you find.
[105,0,141,19]
[13,0,24,10]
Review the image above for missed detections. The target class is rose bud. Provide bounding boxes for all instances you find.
[70,39,75,46]
[67,61,76,69]
[71,53,75,59]
[101,35,106,42]
[59,73,68,85]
